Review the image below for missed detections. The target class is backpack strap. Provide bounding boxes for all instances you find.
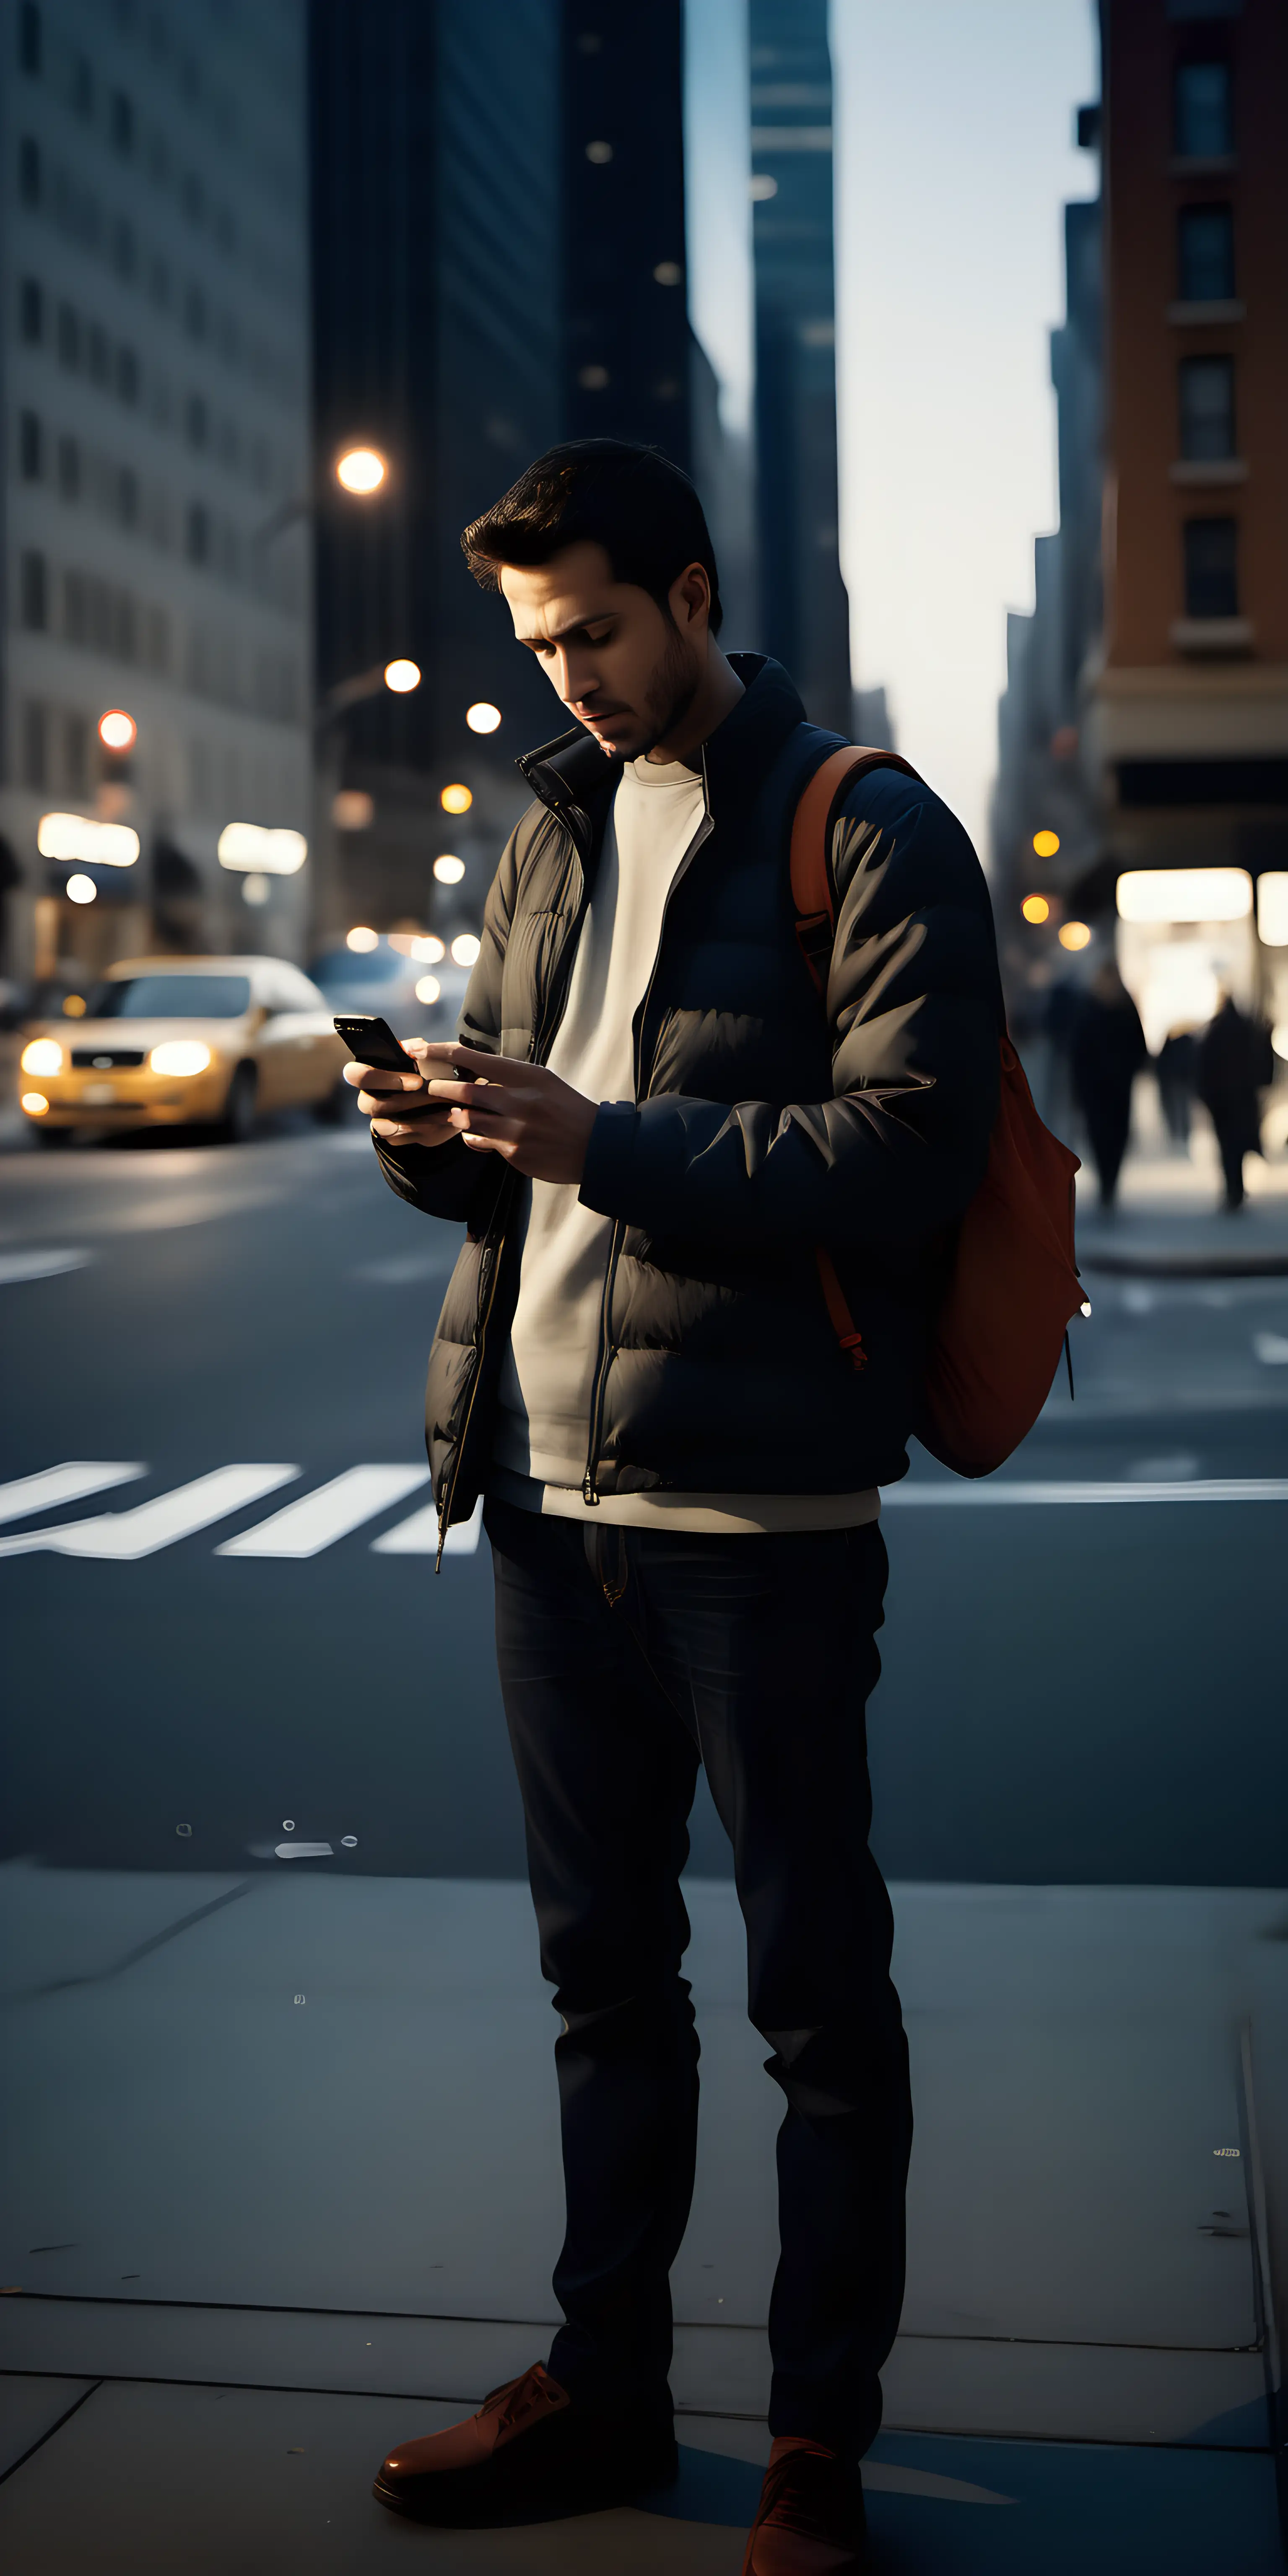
[790,745,923,994]
[791,743,923,1374]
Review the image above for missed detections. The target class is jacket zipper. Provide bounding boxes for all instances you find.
[436,826,590,1561]
[580,750,716,1505]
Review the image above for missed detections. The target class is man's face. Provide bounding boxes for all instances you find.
[500,541,704,760]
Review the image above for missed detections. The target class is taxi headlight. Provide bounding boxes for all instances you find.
[149,1041,213,1077]
[21,1038,65,1075]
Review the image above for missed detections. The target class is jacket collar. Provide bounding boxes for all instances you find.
[515,654,811,842]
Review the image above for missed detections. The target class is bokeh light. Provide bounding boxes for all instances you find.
[433,855,465,885]
[384,659,421,694]
[21,1092,49,1116]
[1022,894,1051,925]
[450,933,481,967]
[98,708,137,753]
[63,994,86,1017]
[440,783,473,814]
[1058,920,1092,952]
[335,446,386,493]
[415,975,441,1004]
[21,1039,65,1075]
[410,935,445,963]
[346,926,379,953]
[66,873,97,904]
[466,702,501,735]
[1032,829,1061,859]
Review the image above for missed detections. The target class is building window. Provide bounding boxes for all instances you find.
[88,322,109,384]
[116,345,140,405]
[1178,204,1234,303]
[22,703,48,791]
[1183,517,1239,619]
[109,90,135,156]
[186,501,210,565]
[21,549,48,630]
[19,2,42,76]
[63,570,87,642]
[19,135,42,205]
[19,410,43,480]
[145,606,171,673]
[57,433,80,499]
[1174,60,1232,160]
[1179,356,1235,460]
[57,300,80,367]
[20,275,43,341]
[65,713,89,795]
[115,593,138,660]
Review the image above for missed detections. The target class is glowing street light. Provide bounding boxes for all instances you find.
[440,783,473,815]
[384,659,421,694]
[336,447,387,495]
[1022,895,1051,925]
[466,702,501,735]
[434,855,465,885]
[98,708,137,754]
[1032,829,1061,859]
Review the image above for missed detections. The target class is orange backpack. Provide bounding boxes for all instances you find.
[791,746,1085,1478]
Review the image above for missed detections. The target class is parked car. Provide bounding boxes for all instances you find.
[17,954,350,1144]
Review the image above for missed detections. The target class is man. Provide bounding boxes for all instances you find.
[347,441,1002,2572]
[1197,987,1273,1212]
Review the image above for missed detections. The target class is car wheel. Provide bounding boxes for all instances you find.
[220,1062,258,1144]
[312,1072,350,1126]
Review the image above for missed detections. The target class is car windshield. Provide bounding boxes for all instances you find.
[311,949,404,985]
[89,975,252,1019]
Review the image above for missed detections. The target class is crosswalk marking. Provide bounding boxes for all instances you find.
[371,1496,483,1555]
[0,1249,93,1285]
[883,1479,1288,1506]
[0,1463,145,1526]
[3,1469,1285,1566]
[216,1465,431,1558]
[0,1466,298,1560]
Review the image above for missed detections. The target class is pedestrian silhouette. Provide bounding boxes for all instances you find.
[1155,1026,1199,1150]
[1070,962,1148,1210]
[1197,990,1273,1212]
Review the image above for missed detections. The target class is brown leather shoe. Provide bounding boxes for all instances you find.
[373,2361,678,2527]
[742,2436,869,2573]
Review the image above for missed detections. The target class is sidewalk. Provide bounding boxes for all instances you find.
[1076,1126,1288,1278]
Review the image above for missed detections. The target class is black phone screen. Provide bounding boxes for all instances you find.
[332,1014,418,1074]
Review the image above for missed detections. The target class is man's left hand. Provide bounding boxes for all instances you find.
[407,1041,597,1185]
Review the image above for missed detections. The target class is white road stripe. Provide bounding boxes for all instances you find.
[372,1495,483,1555]
[0,1249,92,1285]
[882,1479,1288,1506]
[0,1466,298,1559]
[0,1463,145,1526]
[216,1465,431,1558]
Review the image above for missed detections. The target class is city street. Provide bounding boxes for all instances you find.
[2,1105,1286,2573]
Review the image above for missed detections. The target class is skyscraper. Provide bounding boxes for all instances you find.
[748,0,850,731]
[1,0,314,982]
[309,0,563,938]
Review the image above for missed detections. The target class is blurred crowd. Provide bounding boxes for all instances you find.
[1029,967,1277,1215]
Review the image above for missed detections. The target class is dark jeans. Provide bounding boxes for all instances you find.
[483,1494,913,2461]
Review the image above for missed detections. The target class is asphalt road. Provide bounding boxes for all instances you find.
[3,1109,1287,1887]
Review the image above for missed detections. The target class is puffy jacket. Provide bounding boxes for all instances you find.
[374,654,1003,1541]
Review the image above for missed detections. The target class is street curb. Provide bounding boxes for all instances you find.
[1080,1246,1288,1280]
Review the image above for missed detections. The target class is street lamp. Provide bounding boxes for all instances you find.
[98,708,137,754]
[335,447,387,495]
[383,659,421,694]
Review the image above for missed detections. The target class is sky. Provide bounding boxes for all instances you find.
[831,0,1100,856]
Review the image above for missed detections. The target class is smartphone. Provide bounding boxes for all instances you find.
[332,1014,420,1075]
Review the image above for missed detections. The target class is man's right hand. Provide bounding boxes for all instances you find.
[343,1047,457,1148]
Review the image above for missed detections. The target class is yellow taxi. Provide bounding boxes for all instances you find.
[18,955,351,1145]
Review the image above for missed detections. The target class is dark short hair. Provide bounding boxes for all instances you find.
[462,439,722,633]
